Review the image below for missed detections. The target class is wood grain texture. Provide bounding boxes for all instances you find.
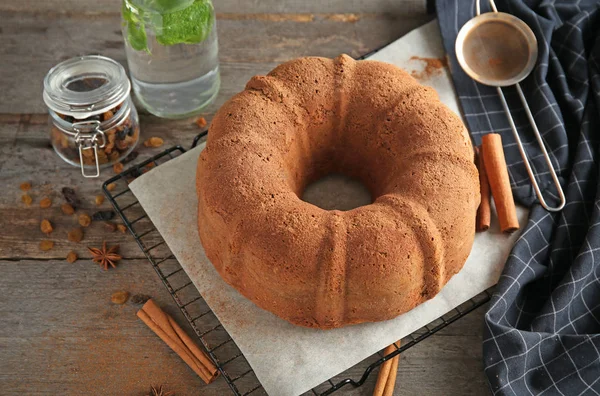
[0,10,431,113]
[0,0,428,14]
[0,1,489,395]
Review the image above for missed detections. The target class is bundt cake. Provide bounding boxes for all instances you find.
[196,55,480,329]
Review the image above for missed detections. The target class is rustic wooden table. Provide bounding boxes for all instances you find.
[0,1,490,395]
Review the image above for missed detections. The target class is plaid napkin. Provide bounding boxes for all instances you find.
[435,0,600,394]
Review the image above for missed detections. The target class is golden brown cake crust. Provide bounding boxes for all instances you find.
[196,55,480,329]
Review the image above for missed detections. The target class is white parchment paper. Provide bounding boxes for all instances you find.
[129,20,529,396]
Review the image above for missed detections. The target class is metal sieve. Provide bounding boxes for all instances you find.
[455,0,565,212]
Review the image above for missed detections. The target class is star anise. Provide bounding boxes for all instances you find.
[88,241,121,270]
[147,385,174,396]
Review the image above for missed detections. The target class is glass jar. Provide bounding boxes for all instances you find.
[43,55,140,178]
[121,0,220,119]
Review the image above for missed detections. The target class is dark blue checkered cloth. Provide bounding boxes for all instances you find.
[436,0,600,394]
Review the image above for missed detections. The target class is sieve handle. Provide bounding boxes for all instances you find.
[496,85,566,212]
[476,0,498,16]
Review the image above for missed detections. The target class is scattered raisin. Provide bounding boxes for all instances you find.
[22,194,33,206]
[40,197,52,208]
[61,203,75,215]
[113,162,124,174]
[20,182,32,191]
[195,116,207,128]
[144,137,164,148]
[67,228,84,243]
[129,168,142,178]
[66,251,78,263]
[142,162,156,174]
[117,224,127,233]
[40,219,53,234]
[104,222,117,232]
[130,294,151,305]
[78,213,92,227]
[95,195,105,206]
[62,187,81,208]
[40,240,54,251]
[92,211,115,221]
[121,151,139,165]
[111,291,130,305]
[106,183,116,192]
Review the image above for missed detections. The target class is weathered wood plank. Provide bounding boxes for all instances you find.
[0,259,230,395]
[0,11,432,113]
[0,0,429,15]
[0,258,489,395]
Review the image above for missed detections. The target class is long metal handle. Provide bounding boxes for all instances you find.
[496,86,566,211]
[476,0,497,16]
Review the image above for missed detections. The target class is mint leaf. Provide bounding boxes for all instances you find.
[132,0,193,14]
[122,1,149,52]
[122,0,213,51]
[155,0,214,46]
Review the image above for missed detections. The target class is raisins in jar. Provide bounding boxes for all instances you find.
[116,127,129,141]
[115,139,129,151]
[45,56,140,176]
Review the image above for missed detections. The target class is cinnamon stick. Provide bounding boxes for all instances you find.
[382,354,399,396]
[476,146,491,231]
[373,340,401,396]
[137,299,219,384]
[481,134,519,233]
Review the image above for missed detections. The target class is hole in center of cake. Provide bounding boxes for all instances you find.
[301,173,372,211]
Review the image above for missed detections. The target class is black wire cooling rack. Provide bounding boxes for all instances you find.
[103,130,493,396]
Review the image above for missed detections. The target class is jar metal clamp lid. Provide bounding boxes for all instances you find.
[43,55,132,178]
